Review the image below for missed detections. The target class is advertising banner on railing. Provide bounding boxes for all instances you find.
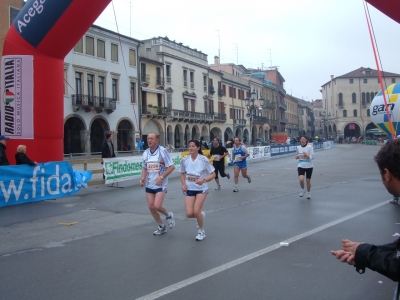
[227,146,271,164]
[103,153,183,184]
[270,145,297,156]
[0,162,92,207]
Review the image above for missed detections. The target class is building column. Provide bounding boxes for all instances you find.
[80,130,91,154]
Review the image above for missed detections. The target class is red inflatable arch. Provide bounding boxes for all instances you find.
[1,0,111,164]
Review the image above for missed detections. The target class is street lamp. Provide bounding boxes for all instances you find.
[245,89,264,145]
[320,111,331,139]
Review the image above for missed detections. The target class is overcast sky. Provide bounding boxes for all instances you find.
[94,0,400,102]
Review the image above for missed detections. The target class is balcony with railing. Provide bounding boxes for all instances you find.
[251,115,270,124]
[144,105,169,119]
[208,86,215,94]
[362,100,366,107]
[213,113,226,122]
[338,100,344,108]
[72,94,116,114]
[279,117,288,124]
[278,101,287,110]
[234,119,247,127]
[156,76,165,87]
[166,76,171,84]
[141,74,150,86]
[170,109,216,124]
[218,88,225,97]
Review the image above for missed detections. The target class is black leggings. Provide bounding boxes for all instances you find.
[214,163,227,179]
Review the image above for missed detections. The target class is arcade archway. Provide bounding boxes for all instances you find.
[64,116,85,154]
[90,118,109,153]
[344,122,361,138]
[117,119,134,151]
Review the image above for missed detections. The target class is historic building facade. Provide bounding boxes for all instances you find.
[321,67,400,138]
[63,25,141,155]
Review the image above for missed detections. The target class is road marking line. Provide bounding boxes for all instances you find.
[136,201,388,300]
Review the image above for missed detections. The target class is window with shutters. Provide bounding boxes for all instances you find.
[129,49,136,66]
[111,43,118,62]
[74,38,83,53]
[97,39,105,58]
[86,36,94,56]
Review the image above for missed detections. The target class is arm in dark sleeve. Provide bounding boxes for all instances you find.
[23,154,36,166]
[101,141,107,158]
[203,141,209,149]
[355,239,400,281]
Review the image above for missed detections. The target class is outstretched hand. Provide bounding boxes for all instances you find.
[331,239,362,266]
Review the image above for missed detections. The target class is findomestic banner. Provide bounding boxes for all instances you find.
[1,55,34,138]
[103,153,183,184]
[0,162,91,207]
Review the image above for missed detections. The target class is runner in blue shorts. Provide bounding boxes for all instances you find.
[231,136,251,192]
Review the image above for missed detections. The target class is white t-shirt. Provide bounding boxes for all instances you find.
[142,145,174,189]
[296,144,314,168]
[180,154,215,191]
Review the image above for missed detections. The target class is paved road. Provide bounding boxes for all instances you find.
[1,144,399,300]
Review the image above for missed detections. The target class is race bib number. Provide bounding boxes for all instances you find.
[147,161,160,172]
[234,154,242,162]
[213,154,221,161]
[186,173,200,182]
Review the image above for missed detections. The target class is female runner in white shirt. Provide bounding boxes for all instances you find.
[180,139,215,241]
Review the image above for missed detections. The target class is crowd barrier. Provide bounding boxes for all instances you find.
[103,142,334,184]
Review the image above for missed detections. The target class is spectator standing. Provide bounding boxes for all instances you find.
[15,145,37,166]
[137,138,144,153]
[331,140,400,298]
[101,133,116,159]
[0,136,10,166]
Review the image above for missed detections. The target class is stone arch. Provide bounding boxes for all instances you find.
[344,122,362,138]
[201,125,209,142]
[210,127,222,142]
[142,119,164,147]
[167,125,174,146]
[174,124,184,148]
[243,129,250,144]
[235,128,242,141]
[90,116,110,153]
[365,122,377,132]
[224,127,234,143]
[116,118,134,151]
[191,125,200,140]
[64,115,86,154]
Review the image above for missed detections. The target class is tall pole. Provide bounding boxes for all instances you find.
[215,30,220,64]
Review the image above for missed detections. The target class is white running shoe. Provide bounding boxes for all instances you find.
[166,212,175,229]
[233,188,239,192]
[307,192,311,199]
[196,211,205,229]
[299,190,305,197]
[195,229,206,241]
[215,185,221,190]
[153,224,167,235]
